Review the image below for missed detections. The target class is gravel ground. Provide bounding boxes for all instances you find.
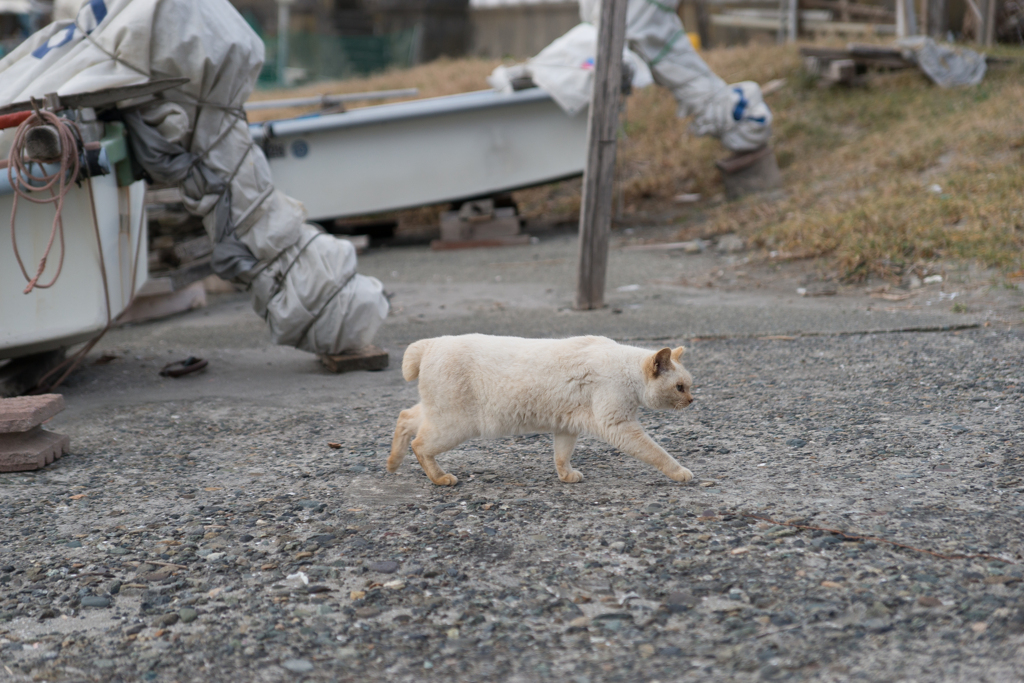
[2,328,1022,682]
[2,234,1023,682]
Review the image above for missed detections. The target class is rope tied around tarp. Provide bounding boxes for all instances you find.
[7,104,84,294]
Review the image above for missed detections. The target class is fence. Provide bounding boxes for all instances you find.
[257,28,421,87]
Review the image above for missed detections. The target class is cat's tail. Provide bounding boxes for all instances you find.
[402,339,429,381]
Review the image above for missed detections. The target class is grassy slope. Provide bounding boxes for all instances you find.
[252,44,1024,280]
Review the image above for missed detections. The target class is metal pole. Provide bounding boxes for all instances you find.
[787,0,798,42]
[574,0,627,311]
[277,0,295,87]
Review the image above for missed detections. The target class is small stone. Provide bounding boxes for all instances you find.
[238,534,254,543]
[350,590,366,600]
[821,581,844,589]
[368,561,399,574]
[25,567,45,582]
[569,616,591,628]
[609,541,626,552]
[730,547,749,555]
[178,608,198,623]
[355,607,380,619]
[280,658,314,674]
[81,596,111,608]
[917,596,942,608]
[66,540,82,548]
[153,613,179,627]
[638,643,655,657]
[93,659,116,669]
[785,438,807,448]
[108,547,130,556]
[383,580,405,590]
[971,622,987,633]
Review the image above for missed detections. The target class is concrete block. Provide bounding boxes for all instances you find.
[0,393,66,433]
[715,146,782,201]
[0,426,70,472]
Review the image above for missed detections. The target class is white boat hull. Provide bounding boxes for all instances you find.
[250,88,589,221]
[1,155,147,360]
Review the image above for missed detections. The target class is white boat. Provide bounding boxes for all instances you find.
[249,87,589,222]
[0,123,147,360]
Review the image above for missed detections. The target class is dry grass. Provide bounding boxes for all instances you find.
[252,43,1024,279]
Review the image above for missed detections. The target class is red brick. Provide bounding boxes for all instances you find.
[0,426,69,472]
[0,393,65,433]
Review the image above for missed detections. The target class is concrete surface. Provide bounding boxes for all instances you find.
[1,229,1021,683]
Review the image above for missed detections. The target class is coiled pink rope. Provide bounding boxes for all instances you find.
[7,108,82,294]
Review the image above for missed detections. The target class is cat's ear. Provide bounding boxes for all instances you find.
[645,348,673,379]
[671,346,686,362]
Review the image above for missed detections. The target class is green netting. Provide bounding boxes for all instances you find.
[257,29,418,87]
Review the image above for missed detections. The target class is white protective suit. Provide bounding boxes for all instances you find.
[493,0,772,152]
[0,0,389,355]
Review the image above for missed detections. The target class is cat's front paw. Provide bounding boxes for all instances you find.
[432,473,459,486]
[667,466,693,483]
[559,469,584,483]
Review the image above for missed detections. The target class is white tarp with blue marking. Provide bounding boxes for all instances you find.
[491,0,772,153]
[0,0,388,355]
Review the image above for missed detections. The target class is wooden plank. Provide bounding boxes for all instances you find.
[801,0,894,20]
[319,346,389,373]
[575,0,627,311]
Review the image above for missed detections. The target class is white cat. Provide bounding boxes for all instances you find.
[388,334,695,486]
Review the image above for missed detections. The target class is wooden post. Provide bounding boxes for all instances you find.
[984,0,996,45]
[786,0,799,42]
[574,0,627,311]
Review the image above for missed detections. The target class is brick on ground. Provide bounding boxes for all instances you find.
[0,393,70,472]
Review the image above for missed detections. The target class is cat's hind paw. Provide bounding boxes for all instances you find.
[558,469,584,483]
[432,473,459,486]
[667,466,693,483]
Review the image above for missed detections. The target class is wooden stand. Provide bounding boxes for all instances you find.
[0,349,66,398]
[319,346,389,373]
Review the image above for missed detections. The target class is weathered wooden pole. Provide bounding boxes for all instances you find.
[574,0,627,311]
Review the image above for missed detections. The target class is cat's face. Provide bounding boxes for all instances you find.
[643,347,694,411]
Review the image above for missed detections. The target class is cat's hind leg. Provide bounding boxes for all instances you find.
[388,404,422,473]
[554,432,583,483]
[410,419,465,486]
[597,422,693,482]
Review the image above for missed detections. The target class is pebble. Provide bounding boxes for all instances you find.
[81,596,111,608]
[280,659,314,673]
[153,613,179,627]
[178,608,198,623]
[368,561,399,574]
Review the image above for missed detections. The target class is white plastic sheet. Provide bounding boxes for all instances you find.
[0,0,388,355]
[896,36,986,88]
[493,0,772,152]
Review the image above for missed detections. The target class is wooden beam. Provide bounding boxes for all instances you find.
[574,0,627,311]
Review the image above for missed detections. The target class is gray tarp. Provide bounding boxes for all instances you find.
[492,0,773,152]
[0,0,389,355]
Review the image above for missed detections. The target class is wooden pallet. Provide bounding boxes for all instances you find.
[319,346,389,373]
